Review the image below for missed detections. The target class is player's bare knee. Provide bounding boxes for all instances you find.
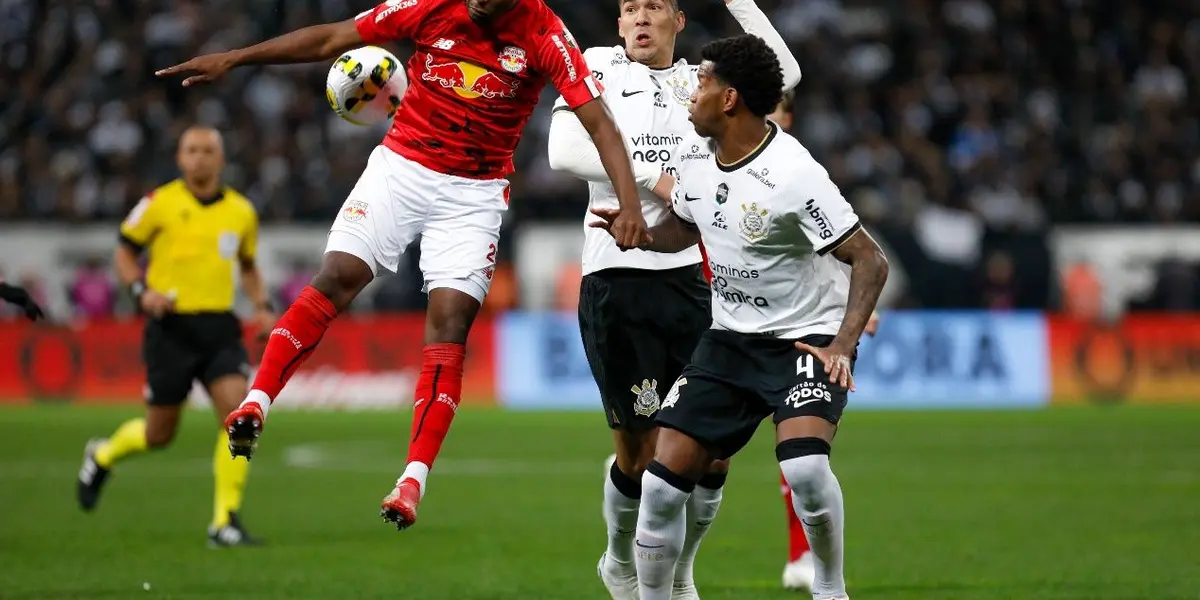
[311,252,373,311]
[651,427,712,482]
[613,428,657,477]
[425,288,480,344]
[144,426,176,449]
[698,458,730,491]
[777,437,833,510]
[707,458,731,474]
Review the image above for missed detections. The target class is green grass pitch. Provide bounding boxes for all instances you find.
[1,405,1198,599]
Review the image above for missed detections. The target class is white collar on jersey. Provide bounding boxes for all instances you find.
[616,47,690,74]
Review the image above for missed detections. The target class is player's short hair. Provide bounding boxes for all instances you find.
[700,34,784,118]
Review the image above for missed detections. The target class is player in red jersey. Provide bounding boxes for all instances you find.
[157,0,652,531]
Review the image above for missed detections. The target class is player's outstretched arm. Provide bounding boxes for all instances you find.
[589,207,698,253]
[796,228,888,390]
[724,0,803,91]
[156,20,363,87]
[574,99,652,250]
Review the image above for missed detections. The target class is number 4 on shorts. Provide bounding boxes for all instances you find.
[796,354,815,380]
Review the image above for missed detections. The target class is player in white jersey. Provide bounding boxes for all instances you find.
[546,2,800,598]
[763,91,883,593]
[592,34,889,600]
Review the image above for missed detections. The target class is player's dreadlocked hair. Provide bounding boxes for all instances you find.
[701,34,784,118]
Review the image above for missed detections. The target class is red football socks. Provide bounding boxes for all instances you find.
[250,286,337,401]
[406,343,466,468]
[782,470,811,561]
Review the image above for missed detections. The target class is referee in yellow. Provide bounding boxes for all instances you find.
[76,126,275,547]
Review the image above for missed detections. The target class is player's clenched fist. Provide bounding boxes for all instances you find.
[156,52,237,87]
[610,210,653,250]
[589,208,654,251]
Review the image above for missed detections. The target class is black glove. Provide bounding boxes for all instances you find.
[0,283,46,321]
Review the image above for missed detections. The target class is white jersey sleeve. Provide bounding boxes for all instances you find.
[725,0,802,91]
[791,162,861,256]
[667,143,696,224]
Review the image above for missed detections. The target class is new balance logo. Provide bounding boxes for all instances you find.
[436,392,459,414]
[432,38,455,50]
[271,328,302,350]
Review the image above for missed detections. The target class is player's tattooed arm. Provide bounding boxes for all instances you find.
[796,226,887,391]
[829,227,888,347]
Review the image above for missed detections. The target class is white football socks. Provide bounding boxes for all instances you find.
[673,474,724,585]
[241,389,271,419]
[780,454,846,600]
[635,467,691,600]
[603,462,642,571]
[400,461,429,499]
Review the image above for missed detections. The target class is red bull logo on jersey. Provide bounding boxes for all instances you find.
[342,200,369,222]
[499,46,527,74]
[422,55,520,100]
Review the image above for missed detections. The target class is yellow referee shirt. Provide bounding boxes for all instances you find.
[119,180,259,314]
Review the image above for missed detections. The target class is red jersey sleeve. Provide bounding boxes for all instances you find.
[354,0,425,44]
[532,19,603,109]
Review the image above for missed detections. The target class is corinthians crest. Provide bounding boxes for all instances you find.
[631,379,660,417]
[665,71,692,105]
[739,202,770,242]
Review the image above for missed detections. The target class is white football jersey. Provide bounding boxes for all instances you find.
[669,122,861,338]
[553,46,703,275]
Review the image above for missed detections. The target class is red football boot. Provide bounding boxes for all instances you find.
[380,478,422,531]
[223,403,265,460]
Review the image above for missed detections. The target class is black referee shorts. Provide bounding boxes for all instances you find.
[578,264,711,431]
[143,312,250,406]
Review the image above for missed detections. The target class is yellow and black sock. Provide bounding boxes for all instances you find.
[93,418,148,468]
[212,430,250,528]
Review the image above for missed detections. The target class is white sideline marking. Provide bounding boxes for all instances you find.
[281,441,600,476]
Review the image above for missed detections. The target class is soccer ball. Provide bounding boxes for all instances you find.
[325,46,408,126]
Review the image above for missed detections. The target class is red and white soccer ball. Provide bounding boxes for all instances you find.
[326,46,409,126]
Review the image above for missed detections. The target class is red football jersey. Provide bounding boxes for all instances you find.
[354,0,602,180]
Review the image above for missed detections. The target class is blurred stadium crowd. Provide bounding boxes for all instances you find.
[1,0,1198,320]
